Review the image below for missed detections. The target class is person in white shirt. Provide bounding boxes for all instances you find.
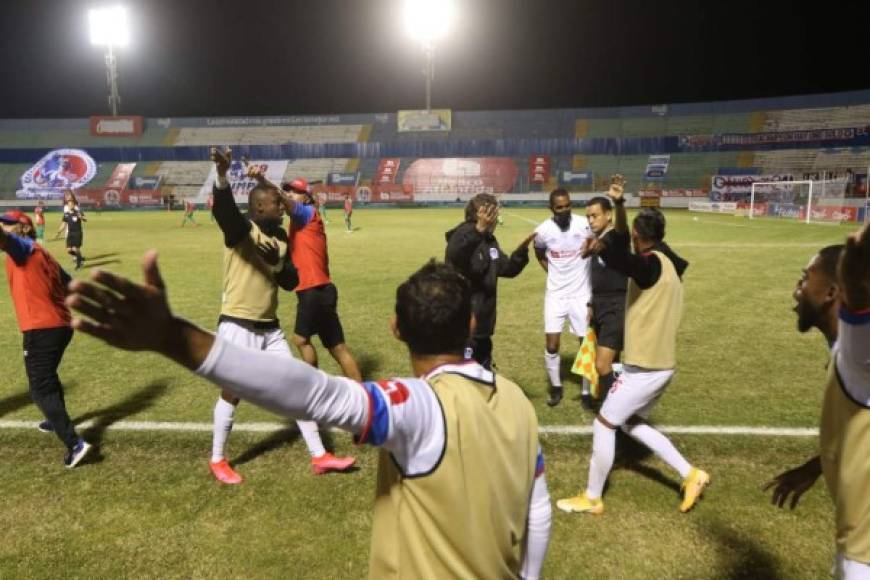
[533,189,595,407]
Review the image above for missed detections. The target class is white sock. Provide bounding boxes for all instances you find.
[544,351,561,388]
[297,420,326,458]
[621,422,691,479]
[581,377,590,396]
[211,398,236,463]
[586,419,616,499]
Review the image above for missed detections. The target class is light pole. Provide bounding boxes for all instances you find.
[404,0,454,112]
[89,6,129,116]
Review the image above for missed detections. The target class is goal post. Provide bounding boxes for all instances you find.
[749,180,814,223]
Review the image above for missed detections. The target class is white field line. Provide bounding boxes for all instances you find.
[0,420,817,437]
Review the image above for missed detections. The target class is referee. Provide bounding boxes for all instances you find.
[584,194,627,410]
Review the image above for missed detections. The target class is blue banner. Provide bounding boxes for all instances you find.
[327,171,360,186]
[560,171,593,185]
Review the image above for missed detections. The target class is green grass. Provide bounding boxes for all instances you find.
[0,208,855,578]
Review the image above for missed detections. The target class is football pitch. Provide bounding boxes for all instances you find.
[0,207,857,578]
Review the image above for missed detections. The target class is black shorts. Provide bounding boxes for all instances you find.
[66,231,83,248]
[294,283,345,349]
[591,295,625,351]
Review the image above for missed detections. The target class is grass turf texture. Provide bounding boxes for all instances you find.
[0,208,855,578]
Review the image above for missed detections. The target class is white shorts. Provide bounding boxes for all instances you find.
[834,553,870,580]
[217,321,292,357]
[544,293,589,336]
[599,365,674,427]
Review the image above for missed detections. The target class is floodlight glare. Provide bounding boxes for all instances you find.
[89,6,129,46]
[404,0,455,43]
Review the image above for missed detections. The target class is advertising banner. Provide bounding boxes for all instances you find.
[326,171,360,186]
[198,159,289,203]
[375,158,400,185]
[529,156,550,184]
[710,174,793,201]
[688,201,738,213]
[560,171,593,186]
[402,158,518,195]
[89,116,144,137]
[644,154,670,181]
[397,109,452,132]
[311,183,414,204]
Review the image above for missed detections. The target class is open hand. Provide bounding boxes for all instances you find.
[66,250,173,352]
[475,203,499,233]
[761,458,821,510]
[256,239,281,266]
[608,174,626,200]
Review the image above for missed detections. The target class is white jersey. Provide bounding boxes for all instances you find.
[534,215,594,297]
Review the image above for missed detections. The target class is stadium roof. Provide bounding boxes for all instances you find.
[0,0,864,119]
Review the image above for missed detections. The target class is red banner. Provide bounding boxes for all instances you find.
[529,155,550,184]
[375,158,400,185]
[89,116,144,137]
[105,163,136,191]
[402,158,518,194]
[75,188,163,207]
[311,183,414,204]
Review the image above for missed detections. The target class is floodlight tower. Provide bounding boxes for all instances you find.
[89,6,129,116]
[404,0,454,111]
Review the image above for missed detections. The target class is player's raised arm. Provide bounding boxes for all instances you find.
[608,175,628,234]
[839,220,870,313]
[210,147,251,247]
[65,251,370,431]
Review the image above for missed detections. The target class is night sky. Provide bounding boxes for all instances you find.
[0,0,865,119]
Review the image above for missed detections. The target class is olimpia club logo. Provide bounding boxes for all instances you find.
[16,149,97,200]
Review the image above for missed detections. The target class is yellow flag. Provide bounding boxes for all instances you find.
[571,327,599,398]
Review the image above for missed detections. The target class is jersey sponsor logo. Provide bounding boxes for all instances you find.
[376,380,410,406]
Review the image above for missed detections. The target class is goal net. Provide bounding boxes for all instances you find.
[749,179,857,223]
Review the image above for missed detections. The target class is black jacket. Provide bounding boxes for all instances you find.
[445,222,529,338]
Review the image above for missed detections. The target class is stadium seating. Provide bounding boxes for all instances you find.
[170,125,366,146]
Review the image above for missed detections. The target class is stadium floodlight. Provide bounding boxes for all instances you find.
[88,6,129,116]
[403,0,455,111]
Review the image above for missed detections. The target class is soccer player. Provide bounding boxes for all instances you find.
[585,194,628,409]
[445,193,533,369]
[206,148,354,484]
[764,227,870,579]
[66,256,552,579]
[557,176,710,515]
[316,193,329,224]
[62,196,85,270]
[34,200,46,245]
[343,193,353,232]
[180,199,199,227]
[0,210,92,468]
[280,177,364,385]
[532,188,594,407]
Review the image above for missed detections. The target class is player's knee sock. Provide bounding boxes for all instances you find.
[598,372,615,397]
[544,350,561,388]
[296,420,326,458]
[620,422,691,479]
[586,419,616,499]
[211,398,236,462]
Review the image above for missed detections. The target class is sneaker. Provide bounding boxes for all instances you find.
[557,492,604,515]
[38,420,53,433]
[311,452,356,475]
[209,459,243,484]
[679,467,710,513]
[546,387,563,407]
[64,438,92,469]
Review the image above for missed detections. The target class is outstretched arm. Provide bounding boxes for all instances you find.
[65,251,370,431]
[608,175,628,234]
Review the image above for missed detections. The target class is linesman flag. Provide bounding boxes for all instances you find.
[571,327,599,398]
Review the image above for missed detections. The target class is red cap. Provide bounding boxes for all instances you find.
[282,178,311,194]
[0,210,33,228]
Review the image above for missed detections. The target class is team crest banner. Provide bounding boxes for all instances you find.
[16,148,98,200]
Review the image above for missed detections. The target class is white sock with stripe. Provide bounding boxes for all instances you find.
[211,397,236,463]
[544,351,561,388]
[586,418,615,499]
[621,422,691,479]
[297,420,326,458]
